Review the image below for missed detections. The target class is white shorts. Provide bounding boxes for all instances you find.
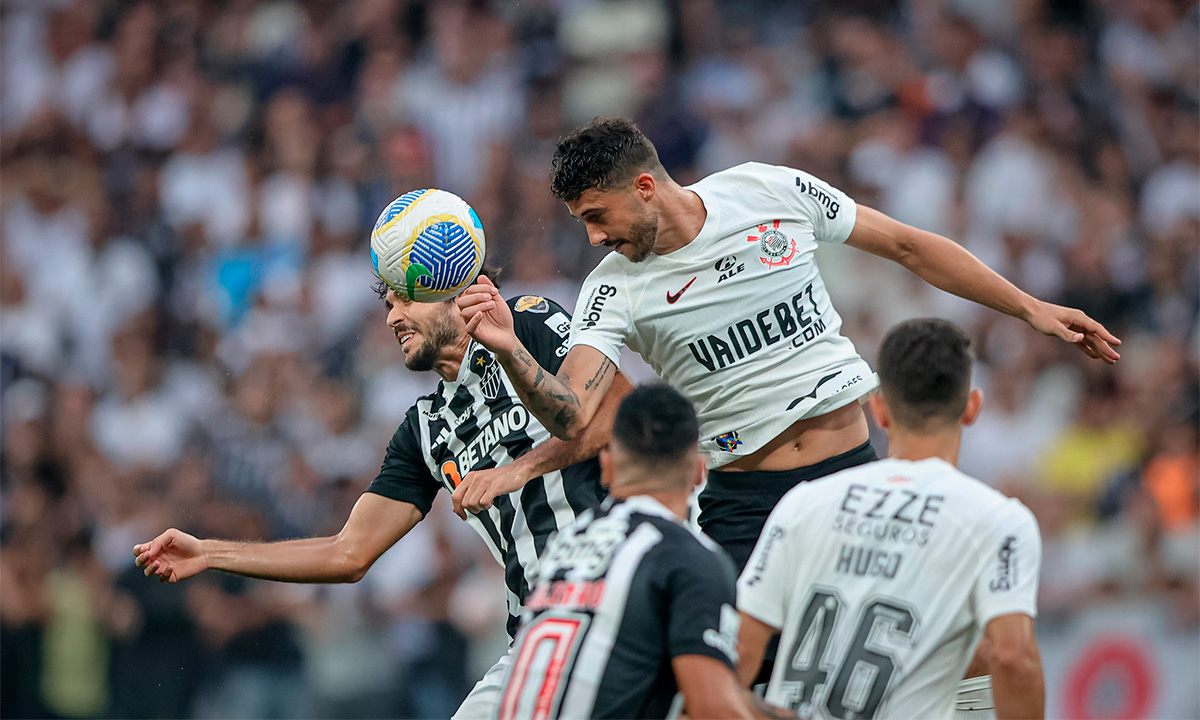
[452,651,513,720]
[955,675,996,720]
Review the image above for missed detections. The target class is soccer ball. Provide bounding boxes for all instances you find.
[370,189,486,303]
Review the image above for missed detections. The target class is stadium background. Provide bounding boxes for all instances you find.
[0,0,1196,717]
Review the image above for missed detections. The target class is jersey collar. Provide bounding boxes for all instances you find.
[609,494,682,523]
[650,184,721,263]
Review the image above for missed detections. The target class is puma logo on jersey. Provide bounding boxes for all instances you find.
[787,371,841,409]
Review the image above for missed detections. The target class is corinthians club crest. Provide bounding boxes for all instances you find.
[469,347,504,399]
[746,219,798,268]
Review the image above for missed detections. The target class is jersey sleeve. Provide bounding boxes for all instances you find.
[972,500,1042,626]
[736,495,800,629]
[770,164,858,244]
[366,410,441,516]
[567,265,630,367]
[663,532,741,669]
[509,295,573,374]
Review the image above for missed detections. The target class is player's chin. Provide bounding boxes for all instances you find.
[613,241,651,262]
[627,245,652,262]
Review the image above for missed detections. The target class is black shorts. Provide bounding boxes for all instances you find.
[698,441,878,573]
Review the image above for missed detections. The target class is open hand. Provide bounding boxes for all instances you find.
[1025,301,1121,363]
[451,465,530,519]
[456,275,517,354]
[133,528,208,583]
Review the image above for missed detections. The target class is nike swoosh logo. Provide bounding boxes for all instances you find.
[786,371,842,410]
[666,277,697,304]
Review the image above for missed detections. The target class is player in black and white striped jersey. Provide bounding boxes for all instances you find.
[134,271,631,720]
[497,384,793,720]
[370,288,613,643]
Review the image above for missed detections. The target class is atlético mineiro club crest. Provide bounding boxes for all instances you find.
[469,347,504,399]
[747,220,797,268]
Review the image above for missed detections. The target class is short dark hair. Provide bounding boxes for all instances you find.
[551,118,665,202]
[372,261,502,302]
[877,318,974,429]
[612,384,699,463]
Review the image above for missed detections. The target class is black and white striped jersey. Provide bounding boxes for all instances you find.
[366,295,606,638]
[498,495,741,720]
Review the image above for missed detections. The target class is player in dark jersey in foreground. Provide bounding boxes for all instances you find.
[134,270,632,719]
[737,319,1044,719]
[498,384,792,720]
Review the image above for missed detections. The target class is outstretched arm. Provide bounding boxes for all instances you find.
[457,276,618,439]
[134,493,422,584]
[451,370,634,518]
[846,206,1121,363]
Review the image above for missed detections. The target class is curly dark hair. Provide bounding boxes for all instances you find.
[372,261,502,302]
[550,118,665,202]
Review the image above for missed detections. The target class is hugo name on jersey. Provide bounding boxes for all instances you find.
[568,162,878,468]
[366,296,605,638]
[737,458,1041,719]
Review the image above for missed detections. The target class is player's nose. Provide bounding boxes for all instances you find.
[586,225,607,246]
[387,304,406,328]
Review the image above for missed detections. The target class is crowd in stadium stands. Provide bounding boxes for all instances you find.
[0,0,1196,717]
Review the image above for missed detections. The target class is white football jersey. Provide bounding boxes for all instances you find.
[737,458,1041,719]
[568,162,878,468]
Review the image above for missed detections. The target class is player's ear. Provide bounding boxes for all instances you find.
[599,448,614,489]
[633,172,656,202]
[693,454,706,490]
[867,392,891,430]
[962,389,983,426]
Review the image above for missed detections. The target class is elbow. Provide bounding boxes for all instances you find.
[989,643,1042,684]
[341,563,369,584]
[332,540,374,583]
[551,410,589,442]
[558,422,584,442]
[892,233,921,269]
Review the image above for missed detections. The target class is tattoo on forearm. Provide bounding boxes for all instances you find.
[584,358,613,391]
[504,347,582,436]
[513,349,535,369]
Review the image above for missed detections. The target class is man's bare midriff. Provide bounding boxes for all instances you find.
[719,400,870,472]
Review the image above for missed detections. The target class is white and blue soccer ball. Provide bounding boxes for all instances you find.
[370,189,486,303]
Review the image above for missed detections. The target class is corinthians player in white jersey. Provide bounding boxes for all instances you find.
[456,118,1115,681]
[736,319,1044,719]
[457,117,1117,569]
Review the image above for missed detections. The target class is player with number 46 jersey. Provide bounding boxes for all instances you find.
[737,319,1045,720]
